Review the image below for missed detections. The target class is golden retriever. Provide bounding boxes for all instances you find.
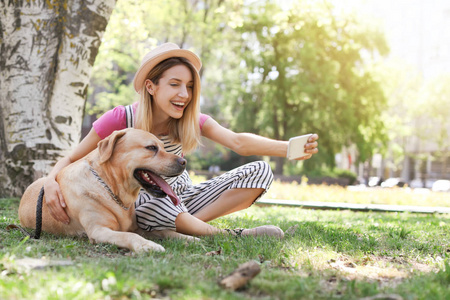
[19,128,190,253]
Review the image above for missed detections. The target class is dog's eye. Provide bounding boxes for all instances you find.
[146,145,158,152]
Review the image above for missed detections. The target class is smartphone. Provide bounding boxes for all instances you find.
[287,134,313,160]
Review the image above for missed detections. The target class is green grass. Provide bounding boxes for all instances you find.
[1,187,450,299]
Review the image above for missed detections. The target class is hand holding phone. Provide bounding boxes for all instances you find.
[287,134,313,160]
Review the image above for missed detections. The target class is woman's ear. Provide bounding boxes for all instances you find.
[144,79,155,95]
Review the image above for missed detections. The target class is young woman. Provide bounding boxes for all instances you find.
[44,43,319,238]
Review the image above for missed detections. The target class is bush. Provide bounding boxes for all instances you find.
[334,169,358,185]
[302,167,358,185]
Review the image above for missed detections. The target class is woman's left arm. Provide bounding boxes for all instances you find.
[201,118,319,160]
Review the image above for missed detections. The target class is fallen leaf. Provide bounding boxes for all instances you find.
[206,248,222,256]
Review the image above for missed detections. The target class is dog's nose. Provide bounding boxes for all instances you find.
[178,157,186,167]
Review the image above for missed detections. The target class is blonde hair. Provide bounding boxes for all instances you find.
[135,57,201,154]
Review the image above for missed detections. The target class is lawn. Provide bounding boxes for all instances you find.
[1,183,450,299]
[266,179,450,207]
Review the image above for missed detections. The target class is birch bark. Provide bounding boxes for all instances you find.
[0,0,116,197]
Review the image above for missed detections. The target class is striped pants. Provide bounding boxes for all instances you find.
[135,161,274,231]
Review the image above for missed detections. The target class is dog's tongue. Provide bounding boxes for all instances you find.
[150,174,180,206]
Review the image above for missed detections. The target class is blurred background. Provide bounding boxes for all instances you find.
[82,0,450,190]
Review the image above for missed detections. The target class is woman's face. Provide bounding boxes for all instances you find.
[145,64,194,120]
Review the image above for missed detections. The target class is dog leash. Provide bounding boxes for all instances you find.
[34,186,44,238]
[7,186,44,239]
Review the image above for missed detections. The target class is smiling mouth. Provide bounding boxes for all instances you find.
[171,101,186,109]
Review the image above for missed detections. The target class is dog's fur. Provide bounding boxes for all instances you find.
[19,128,194,253]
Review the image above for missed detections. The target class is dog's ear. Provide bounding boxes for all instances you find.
[97,130,127,164]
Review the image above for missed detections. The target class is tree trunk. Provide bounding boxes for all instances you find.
[273,156,284,175]
[0,0,116,197]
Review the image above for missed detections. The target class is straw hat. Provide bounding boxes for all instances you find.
[133,43,202,93]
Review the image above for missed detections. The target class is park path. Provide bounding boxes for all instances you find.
[255,199,450,214]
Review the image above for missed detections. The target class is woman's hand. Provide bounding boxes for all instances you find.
[295,133,319,161]
[44,178,70,224]
[40,128,100,225]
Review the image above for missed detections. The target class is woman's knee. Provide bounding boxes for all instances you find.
[135,199,186,232]
[251,161,274,183]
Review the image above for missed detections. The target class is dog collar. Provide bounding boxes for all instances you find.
[88,165,129,211]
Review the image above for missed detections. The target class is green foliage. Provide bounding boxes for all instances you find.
[282,163,357,184]
[375,61,423,171]
[88,0,240,116]
[416,75,450,153]
[333,168,358,185]
[88,0,391,175]
[188,149,262,171]
[301,166,337,179]
[87,0,152,116]
[376,63,450,171]
[220,0,390,172]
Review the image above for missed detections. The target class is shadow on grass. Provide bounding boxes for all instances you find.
[244,206,450,258]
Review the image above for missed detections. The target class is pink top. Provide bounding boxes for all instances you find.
[93,102,210,139]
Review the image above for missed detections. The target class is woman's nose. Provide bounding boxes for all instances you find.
[178,85,189,98]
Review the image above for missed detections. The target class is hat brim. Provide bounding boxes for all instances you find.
[133,49,202,93]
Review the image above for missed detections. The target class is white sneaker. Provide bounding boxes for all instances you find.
[226,225,284,238]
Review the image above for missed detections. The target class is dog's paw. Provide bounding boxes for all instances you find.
[184,235,200,242]
[134,240,165,253]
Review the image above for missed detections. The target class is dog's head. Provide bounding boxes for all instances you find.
[97,129,186,205]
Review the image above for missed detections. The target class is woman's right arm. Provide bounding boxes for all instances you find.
[44,128,101,224]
